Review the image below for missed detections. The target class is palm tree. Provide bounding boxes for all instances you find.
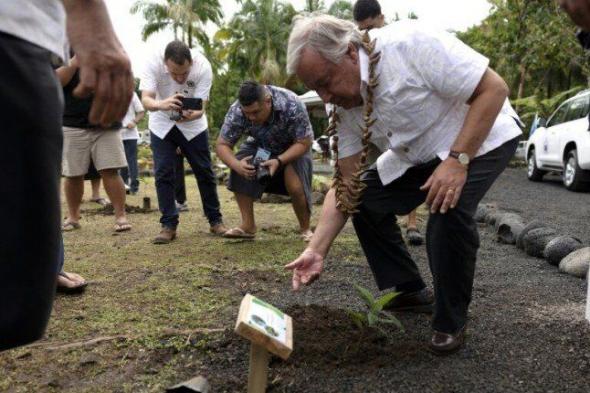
[130,0,223,48]
[214,0,296,85]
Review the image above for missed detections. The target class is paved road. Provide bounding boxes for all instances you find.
[484,167,590,244]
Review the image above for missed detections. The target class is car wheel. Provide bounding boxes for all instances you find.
[527,149,545,181]
[563,149,590,191]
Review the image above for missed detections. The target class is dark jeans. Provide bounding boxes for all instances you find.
[150,127,222,228]
[0,33,63,351]
[351,137,519,334]
[121,139,139,193]
[175,153,187,204]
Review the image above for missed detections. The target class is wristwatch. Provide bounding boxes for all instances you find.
[449,150,470,167]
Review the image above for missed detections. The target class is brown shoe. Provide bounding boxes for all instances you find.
[385,288,434,314]
[429,326,466,355]
[209,222,228,236]
[153,227,176,244]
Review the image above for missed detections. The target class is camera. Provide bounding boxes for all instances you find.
[250,148,272,186]
[169,97,203,120]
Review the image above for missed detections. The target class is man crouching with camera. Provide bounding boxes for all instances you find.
[216,81,314,241]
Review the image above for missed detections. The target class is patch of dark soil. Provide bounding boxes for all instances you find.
[81,203,156,216]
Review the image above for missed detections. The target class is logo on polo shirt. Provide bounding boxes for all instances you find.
[187,80,195,88]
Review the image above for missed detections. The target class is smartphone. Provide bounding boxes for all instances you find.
[180,97,203,110]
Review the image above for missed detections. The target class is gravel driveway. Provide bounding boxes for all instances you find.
[203,166,590,393]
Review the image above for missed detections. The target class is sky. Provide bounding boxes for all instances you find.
[104,0,493,74]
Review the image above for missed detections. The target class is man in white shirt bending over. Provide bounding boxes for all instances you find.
[141,40,227,244]
[285,14,522,355]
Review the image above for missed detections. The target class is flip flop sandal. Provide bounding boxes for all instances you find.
[91,198,110,207]
[56,272,88,294]
[62,221,81,232]
[223,227,256,239]
[114,222,132,232]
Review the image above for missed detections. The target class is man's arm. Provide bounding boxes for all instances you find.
[141,90,182,112]
[63,0,134,127]
[421,68,509,213]
[262,138,312,176]
[285,151,361,290]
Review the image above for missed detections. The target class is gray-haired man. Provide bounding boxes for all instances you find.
[284,14,521,354]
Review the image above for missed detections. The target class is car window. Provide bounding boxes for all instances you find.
[547,103,570,127]
[564,96,590,122]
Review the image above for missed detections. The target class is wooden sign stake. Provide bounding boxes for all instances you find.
[235,294,293,393]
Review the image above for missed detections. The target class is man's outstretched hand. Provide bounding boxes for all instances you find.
[285,249,324,290]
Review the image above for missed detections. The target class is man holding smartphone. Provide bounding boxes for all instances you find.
[141,40,226,244]
[216,81,314,241]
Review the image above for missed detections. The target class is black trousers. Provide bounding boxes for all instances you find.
[352,137,519,334]
[175,153,187,204]
[0,33,63,350]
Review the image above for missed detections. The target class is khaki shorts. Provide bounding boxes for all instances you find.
[62,127,127,177]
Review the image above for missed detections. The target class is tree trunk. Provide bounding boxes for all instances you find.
[517,63,527,100]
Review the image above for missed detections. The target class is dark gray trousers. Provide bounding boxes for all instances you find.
[352,137,519,334]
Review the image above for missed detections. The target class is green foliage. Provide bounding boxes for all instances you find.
[458,0,589,101]
[347,284,404,337]
[512,85,585,129]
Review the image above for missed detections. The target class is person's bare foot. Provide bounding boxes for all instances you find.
[57,271,88,294]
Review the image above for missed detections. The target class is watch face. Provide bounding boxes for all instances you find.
[458,153,470,165]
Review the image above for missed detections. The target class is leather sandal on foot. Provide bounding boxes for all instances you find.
[62,221,81,232]
[114,221,132,232]
[90,197,110,207]
[223,227,255,239]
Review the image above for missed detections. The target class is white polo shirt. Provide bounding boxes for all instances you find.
[121,92,145,140]
[335,21,522,185]
[140,48,212,141]
[0,1,67,60]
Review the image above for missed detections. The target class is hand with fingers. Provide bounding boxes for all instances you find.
[158,93,184,112]
[235,155,257,180]
[285,249,324,290]
[420,158,468,214]
[260,158,281,176]
[66,0,134,128]
[559,0,590,31]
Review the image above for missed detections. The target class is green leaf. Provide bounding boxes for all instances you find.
[379,311,404,332]
[372,291,401,312]
[346,310,366,330]
[367,311,378,327]
[353,284,375,308]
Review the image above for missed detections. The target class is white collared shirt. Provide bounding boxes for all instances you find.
[335,21,522,185]
[0,1,67,61]
[140,48,212,141]
[121,92,145,140]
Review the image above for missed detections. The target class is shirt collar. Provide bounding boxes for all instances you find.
[267,86,286,113]
[358,47,370,101]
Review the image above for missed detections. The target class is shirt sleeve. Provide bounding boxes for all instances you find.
[292,99,314,141]
[139,53,159,93]
[193,58,213,100]
[132,93,144,112]
[219,102,245,146]
[333,109,363,159]
[406,29,489,103]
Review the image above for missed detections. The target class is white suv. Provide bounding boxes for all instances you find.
[526,90,590,191]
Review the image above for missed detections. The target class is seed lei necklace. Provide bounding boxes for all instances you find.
[325,31,380,215]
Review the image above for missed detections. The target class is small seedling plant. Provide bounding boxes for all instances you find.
[347,283,405,339]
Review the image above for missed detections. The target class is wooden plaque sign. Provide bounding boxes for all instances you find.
[235,294,293,360]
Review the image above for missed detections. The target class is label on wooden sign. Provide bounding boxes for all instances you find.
[235,294,293,360]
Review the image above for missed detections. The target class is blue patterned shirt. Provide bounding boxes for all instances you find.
[220,85,313,155]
